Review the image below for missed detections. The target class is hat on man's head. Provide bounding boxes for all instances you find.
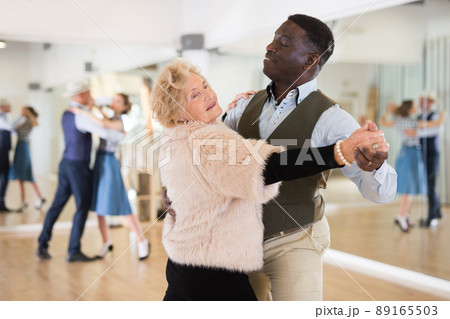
[65,80,90,97]
[420,90,437,102]
[0,98,10,107]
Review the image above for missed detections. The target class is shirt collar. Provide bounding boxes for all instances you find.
[266,78,318,105]
[69,101,89,110]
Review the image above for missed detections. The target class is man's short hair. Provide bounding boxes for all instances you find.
[288,14,334,66]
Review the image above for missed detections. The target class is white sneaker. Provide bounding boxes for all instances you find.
[430,219,439,227]
[35,198,46,209]
[137,239,150,260]
[396,216,409,232]
[97,241,113,258]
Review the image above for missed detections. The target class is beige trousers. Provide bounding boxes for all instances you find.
[248,217,330,301]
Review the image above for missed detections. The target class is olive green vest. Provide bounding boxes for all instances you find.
[237,90,335,238]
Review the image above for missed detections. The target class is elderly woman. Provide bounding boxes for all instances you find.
[151,59,387,301]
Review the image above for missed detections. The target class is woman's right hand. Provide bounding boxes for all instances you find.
[162,188,176,218]
[387,102,397,113]
[227,90,257,112]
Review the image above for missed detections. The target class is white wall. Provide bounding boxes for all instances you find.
[0,42,31,114]
[0,0,183,45]
[317,63,377,120]
[0,42,55,175]
[330,4,425,64]
[181,0,415,49]
[425,0,450,39]
[28,42,177,89]
[208,53,267,112]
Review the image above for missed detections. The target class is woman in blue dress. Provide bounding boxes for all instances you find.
[72,94,150,260]
[10,106,46,212]
[380,100,445,232]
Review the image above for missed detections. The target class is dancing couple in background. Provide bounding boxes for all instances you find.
[37,82,149,262]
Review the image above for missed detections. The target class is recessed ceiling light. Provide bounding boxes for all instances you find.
[0,40,7,49]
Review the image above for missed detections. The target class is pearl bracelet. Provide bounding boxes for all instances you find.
[336,140,353,166]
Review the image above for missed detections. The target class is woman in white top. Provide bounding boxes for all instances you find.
[10,106,45,212]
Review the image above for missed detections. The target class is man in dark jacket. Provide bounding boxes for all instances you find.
[0,99,12,212]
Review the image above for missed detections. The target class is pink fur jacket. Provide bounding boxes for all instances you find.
[159,121,282,273]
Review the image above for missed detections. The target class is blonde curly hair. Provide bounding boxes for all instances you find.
[151,58,204,128]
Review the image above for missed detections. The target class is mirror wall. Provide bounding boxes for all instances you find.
[316,1,450,282]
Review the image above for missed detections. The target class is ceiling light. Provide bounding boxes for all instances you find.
[0,40,7,49]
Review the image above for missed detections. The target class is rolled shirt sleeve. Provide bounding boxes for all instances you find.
[0,114,13,131]
[75,114,124,142]
[418,112,442,137]
[313,105,397,203]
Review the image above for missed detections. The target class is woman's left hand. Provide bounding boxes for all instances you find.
[227,90,257,112]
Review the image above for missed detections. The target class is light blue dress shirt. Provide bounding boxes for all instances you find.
[0,112,13,131]
[418,111,441,138]
[70,101,124,142]
[224,79,397,203]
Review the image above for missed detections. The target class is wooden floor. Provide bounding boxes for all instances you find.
[0,173,449,301]
[0,222,446,301]
[324,174,450,281]
[0,175,88,227]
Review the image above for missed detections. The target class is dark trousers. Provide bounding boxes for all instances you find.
[0,151,10,207]
[163,259,257,301]
[423,151,441,220]
[38,159,92,254]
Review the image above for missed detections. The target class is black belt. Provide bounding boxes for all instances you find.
[264,224,312,241]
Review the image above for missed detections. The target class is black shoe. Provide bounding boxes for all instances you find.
[66,252,97,262]
[420,218,439,228]
[419,218,431,227]
[16,202,28,213]
[36,246,51,260]
[0,205,12,213]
